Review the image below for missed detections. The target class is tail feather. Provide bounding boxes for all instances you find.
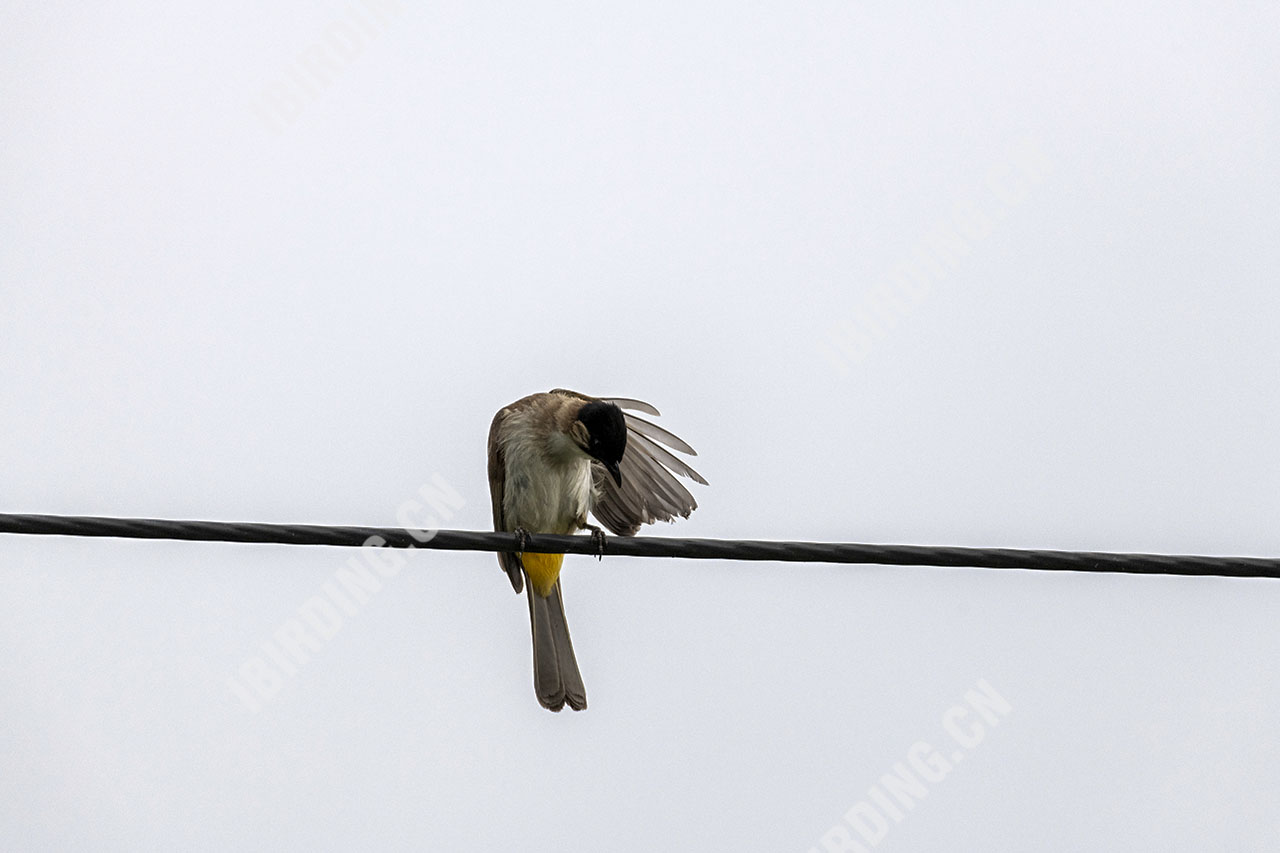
[527,579,587,712]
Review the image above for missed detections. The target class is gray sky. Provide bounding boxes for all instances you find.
[2,2,1278,850]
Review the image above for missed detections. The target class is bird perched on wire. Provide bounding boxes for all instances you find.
[487,389,706,711]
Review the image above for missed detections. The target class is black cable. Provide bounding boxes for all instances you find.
[0,513,1275,579]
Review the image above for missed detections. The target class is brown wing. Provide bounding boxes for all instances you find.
[587,393,706,537]
[487,405,524,593]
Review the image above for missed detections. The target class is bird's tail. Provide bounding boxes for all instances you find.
[526,578,587,712]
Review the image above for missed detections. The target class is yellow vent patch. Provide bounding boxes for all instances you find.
[521,551,564,598]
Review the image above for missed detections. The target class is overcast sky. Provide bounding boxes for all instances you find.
[2,2,1278,850]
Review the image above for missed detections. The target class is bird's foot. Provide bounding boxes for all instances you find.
[584,524,607,560]
[514,527,531,552]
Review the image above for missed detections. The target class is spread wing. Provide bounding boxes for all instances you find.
[487,406,525,593]
[548,390,706,537]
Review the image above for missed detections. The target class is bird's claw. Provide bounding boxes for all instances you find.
[586,525,607,560]
[514,527,530,552]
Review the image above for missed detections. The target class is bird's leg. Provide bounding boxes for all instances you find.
[583,524,607,560]
[514,527,531,553]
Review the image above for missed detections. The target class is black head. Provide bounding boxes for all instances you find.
[575,401,627,486]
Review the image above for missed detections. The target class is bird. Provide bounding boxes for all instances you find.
[487,389,706,711]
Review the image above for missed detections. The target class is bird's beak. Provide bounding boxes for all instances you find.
[605,460,623,487]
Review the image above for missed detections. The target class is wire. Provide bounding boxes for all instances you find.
[0,512,1275,579]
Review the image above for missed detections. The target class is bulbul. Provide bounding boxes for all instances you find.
[487,389,706,711]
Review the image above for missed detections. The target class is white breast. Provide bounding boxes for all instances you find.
[500,415,594,535]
